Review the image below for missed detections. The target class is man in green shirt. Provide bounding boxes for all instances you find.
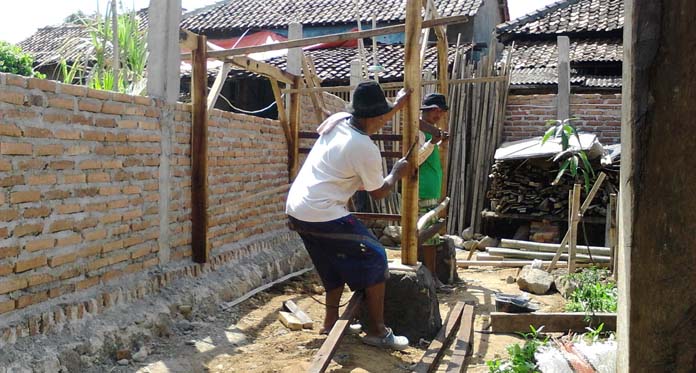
[417,93,451,290]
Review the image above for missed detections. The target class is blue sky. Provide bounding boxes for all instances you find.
[0,0,559,44]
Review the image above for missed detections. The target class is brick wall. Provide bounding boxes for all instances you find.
[0,73,304,340]
[503,93,622,144]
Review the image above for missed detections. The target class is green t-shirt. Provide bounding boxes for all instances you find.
[419,132,443,200]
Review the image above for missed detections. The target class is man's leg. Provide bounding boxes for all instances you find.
[364,281,388,337]
[322,284,345,332]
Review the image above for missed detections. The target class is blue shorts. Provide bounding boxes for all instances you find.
[288,215,388,291]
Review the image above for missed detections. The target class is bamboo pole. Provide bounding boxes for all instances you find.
[400,0,423,266]
[111,0,120,92]
[288,76,302,180]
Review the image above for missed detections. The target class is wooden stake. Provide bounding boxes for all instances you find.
[546,172,607,271]
[568,184,581,273]
[608,193,618,278]
[270,78,292,145]
[191,33,209,263]
[400,0,423,266]
[490,312,617,333]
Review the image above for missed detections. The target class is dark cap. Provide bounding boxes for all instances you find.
[348,81,394,118]
[421,93,449,111]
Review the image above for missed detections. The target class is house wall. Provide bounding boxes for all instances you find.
[503,93,622,144]
[0,73,307,344]
[472,0,504,46]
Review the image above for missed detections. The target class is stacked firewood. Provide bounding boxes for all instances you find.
[486,159,619,218]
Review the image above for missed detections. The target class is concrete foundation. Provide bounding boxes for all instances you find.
[361,262,442,343]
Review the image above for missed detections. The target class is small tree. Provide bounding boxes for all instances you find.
[541,118,595,192]
[0,41,44,78]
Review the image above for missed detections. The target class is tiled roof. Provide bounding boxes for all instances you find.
[185,44,473,84]
[509,67,621,88]
[17,9,149,66]
[506,38,622,69]
[497,0,623,36]
[181,0,483,33]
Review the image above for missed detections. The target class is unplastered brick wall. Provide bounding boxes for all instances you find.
[0,73,304,343]
[503,93,622,144]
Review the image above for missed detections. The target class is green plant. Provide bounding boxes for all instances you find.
[564,267,617,319]
[54,2,147,94]
[0,41,44,78]
[487,326,548,373]
[541,118,595,192]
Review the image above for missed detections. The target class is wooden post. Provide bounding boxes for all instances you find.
[288,76,302,180]
[400,0,424,266]
[608,193,618,278]
[191,34,209,264]
[436,33,450,202]
[567,184,581,273]
[557,36,570,120]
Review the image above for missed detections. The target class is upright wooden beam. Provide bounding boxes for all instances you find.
[401,0,424,266]
[436,33,450,201]
[182,15,468,60]
[557,36,570,120]
[270,78,292,145]
[207,62,232,112]
[191,34,209,264]
[288,76,302,180]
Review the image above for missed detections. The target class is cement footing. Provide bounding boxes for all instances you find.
[361,261,442,343]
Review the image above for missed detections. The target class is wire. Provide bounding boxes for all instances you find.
[308,293,354,308]
[216,93,282,115]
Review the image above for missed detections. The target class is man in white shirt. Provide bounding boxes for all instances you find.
[286,81,411,350]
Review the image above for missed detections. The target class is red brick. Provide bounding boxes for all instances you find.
[10,191,39,204]
[47,96,74,110]
[66,145,89,155]
[77,98,103,113]
[35,144,63,156]
[55,204,82,214]
[56,234,81,247]
[48,219,75,233]
[0,227,7,239]
[0,299,15,314]
[101,240,123,253]
[83,229,107,241]
[0,91,26,105]
[49,160,75,170]
[15,255,47,273]
[6,74,27,87]
[27,78,56,92]
[43,113,70,123]
[130,246,151,259]
[27,273,55,286]
[22,206,50,219]
[17,159,46,171]
[101,102,126,115]
[79,160,101,170]
[44,190,70,200]
[13,223,43,237]
[82,130,106,141]
[63,174,86,184]
[99,186,120,196]
[87,173,110,183]
[102,160,123,169]
[76,276,100,291]
[143,257,159,269]
[0,209,18,222]
[59,84,87,96]
[0,123,21,137]
[25,238,55,252]
[139,121,159,130]
[0,160,11,172]
[86,88,111,100]
[0,246,19,260]
[28,174,57,185]
[1,142,32,155]
[117,120,138,129]
[49,253,77,267]
[54,130,81,140]
[16,291,49,309]
[0,278,27,294]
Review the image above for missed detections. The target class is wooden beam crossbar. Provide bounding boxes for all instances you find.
[181,15,468,60]
[227,56,296,85]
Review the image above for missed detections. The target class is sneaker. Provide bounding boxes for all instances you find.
[362,327,409,351]
[319,323,362,335]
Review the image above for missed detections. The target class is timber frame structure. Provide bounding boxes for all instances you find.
[179,9,466,267]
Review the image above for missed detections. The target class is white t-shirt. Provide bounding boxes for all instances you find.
[286,115,385,222]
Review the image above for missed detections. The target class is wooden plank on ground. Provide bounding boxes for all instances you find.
[283,300,314,329]
[308,292,363,373]
[490,312,617,333]
[445,304,475,372]
[413,302,466,373]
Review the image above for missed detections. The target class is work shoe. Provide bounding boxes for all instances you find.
[319,323,362,335]
[362,327,409,351]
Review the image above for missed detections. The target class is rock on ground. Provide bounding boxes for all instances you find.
[517,265,555,295]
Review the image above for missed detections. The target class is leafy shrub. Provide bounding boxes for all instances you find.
[564,267,617,315]
[0,41,44,78]
[487,326,548,373]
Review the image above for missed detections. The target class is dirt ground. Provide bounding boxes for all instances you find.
[131,248,566,373]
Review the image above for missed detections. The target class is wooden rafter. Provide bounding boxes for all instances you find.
[227,56,296,85]
[181,15,468,60]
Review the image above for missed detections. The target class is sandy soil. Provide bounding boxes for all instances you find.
[132,249,566,373]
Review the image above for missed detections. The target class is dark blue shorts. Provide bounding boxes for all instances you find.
[288,215,388,291]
